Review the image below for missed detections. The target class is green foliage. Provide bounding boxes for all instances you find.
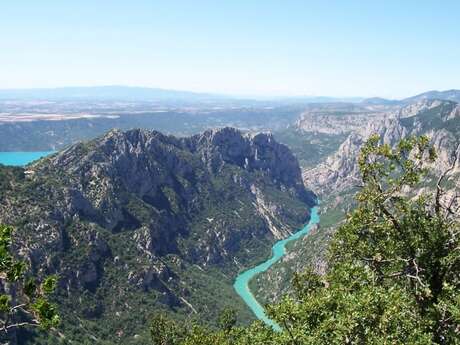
[151,314,187,345]
[150,313,281,345]
[0,224,59,336]
[31,298,60,329]
[151,135,460,344]
[0,165,24,199]
[0,295,10,313]
[217,308,237,334]
[41,275,58,295]
[273,128,347,169]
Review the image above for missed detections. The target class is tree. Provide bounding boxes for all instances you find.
[0,224,59,335]
[217,308,237,334]
[267,135,459,344]
[151,314,186,345]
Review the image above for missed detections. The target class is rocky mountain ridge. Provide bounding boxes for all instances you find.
[0,127,315,344]
[303,99,460,195]
[295,91,460,139]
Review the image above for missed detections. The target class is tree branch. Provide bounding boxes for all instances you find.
[2,320,39,332]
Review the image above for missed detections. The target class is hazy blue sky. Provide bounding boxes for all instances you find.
[1,1,459,98]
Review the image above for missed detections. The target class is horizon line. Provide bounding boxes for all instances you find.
[0,84,458,101]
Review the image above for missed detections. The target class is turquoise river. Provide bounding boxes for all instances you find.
[233,206,320,331]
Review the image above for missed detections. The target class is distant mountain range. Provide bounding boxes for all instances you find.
[0,86,363,104]
[402,89,460,103]
[0,86,224,102]
[1,86,458,104]
[362,89,460,105]
[360,97,401,106]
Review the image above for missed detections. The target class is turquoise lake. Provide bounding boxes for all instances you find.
[234,206,320,331]
[0,152,54,166]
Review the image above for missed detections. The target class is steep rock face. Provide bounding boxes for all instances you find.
[187,128,309,200]
[303,100,460,195]
[0,127,315,343]
[294,103,396,135]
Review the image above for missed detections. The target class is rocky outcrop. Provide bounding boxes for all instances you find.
[188,127,310,200]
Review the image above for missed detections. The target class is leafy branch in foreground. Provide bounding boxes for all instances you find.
[266,135,459,344]
[149,135,459,344]
[0,224,59,334]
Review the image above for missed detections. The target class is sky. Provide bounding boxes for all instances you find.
[1,1,459,99]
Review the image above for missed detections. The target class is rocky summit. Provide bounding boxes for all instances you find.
[0,127,315,344]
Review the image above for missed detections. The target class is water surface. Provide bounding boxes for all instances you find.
[234,206,320,331]
[0,151,54,166]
